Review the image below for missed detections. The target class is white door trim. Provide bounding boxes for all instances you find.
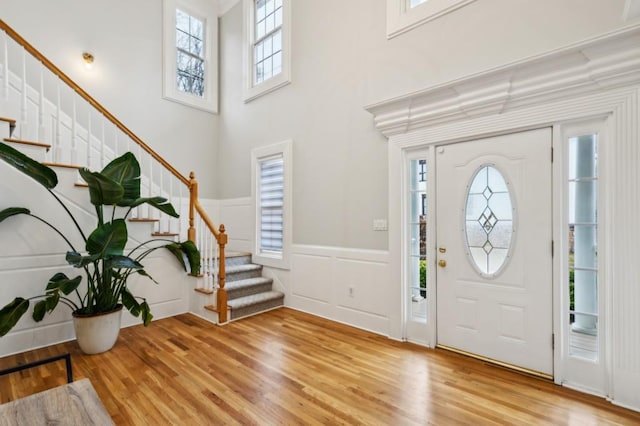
[375,24,640,409]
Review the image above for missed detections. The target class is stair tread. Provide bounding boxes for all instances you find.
[224,263,262,274]
[152,232,179,237]
[42,162,81,169]
[129,218,160,222]
[227,291,284,309]
[4,137,51,149]
[0,117,16,128]
[225,276,273,291]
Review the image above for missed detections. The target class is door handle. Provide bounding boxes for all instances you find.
[438,259,447,268]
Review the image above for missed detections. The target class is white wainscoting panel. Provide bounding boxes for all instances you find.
[218,197,252,253]
[283,245,390,336]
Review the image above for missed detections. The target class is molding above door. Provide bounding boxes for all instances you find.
[365,23,640,137]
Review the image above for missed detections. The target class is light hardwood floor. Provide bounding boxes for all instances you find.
[1,308,639,425]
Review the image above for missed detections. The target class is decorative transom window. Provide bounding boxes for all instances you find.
[387,0,477,39]
[243,0,291,102]
[176,9,205,97]
[163,0,218,113]
[464,165,514,277]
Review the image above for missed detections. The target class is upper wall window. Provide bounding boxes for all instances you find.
[243,0,291,102]
[176,9,205,97]
[387,0,476,39]
[163,0,218,113]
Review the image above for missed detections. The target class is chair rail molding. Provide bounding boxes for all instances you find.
[365,23,640,138]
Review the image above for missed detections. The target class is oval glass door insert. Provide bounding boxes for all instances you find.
[464,165,514,277]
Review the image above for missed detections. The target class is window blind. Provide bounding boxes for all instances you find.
[259,155,284,252]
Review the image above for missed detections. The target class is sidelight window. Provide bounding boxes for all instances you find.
[568,134,599,360]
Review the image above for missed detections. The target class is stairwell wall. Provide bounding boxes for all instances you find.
[217,0,633,337]
[0,0,219,197]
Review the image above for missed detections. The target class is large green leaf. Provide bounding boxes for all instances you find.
[32,300,46,322]
[46,272,82,295]
[101,153,141,206]
[140,300,153,326]
[136,269,158,284]
[121,288,140,317]
[0,298,29,336]
[109,255,143,270]
[0,207,30,223]
[0,142,57,189]
[45,293,60,312]
[165,240,201,275]
[66,251,100,268]
[79,168,124,206]
[86,219,127,257]
[130,197,179,218]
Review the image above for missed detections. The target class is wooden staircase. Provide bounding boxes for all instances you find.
[0,18,286,325]
[0,116,179,241]
[201,253,284,321]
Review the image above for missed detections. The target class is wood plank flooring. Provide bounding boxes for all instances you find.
[1,308,639,425]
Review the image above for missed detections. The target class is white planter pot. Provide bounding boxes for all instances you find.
[72,305,123,355]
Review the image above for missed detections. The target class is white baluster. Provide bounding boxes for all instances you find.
[1,31,8,102]
[168,175,174,235]
[71,94,78,165]
[114,129,118,158]
[55,81,62,163]
[20,49,27,139]
[38,66,46,143]
[148,154,154,222]
[86,110,92,170]
[100,118,105,168]
[178,183,183,237]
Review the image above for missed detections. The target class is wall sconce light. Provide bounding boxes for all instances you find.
[82,52,94,70]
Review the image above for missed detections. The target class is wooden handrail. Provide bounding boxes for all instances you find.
[189,172,228,323]
[0,19,189,186]
[2,19,229,323]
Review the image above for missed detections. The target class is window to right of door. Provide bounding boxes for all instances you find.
[567,133,599,361]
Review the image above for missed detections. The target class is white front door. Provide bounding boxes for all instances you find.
[435,128,553,377]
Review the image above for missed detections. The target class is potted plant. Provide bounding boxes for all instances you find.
[0,142,200,354]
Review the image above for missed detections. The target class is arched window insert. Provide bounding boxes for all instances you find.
[464,165,515,278]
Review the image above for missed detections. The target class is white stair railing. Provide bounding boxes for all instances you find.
[0,19,229,322]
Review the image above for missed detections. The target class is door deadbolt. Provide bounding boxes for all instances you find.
[439,247,447,253]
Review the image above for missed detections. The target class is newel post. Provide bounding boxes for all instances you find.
[188,171,197,243]
[217,224,228,323]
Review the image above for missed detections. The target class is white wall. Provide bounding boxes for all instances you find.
[218,0,632,250]
[0,0,218,198]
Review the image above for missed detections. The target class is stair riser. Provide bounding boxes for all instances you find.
[230,299,284,320]
[2,142,48,161]
[225,255,252,266]
[227,282,274,300]
[225,269,263,283]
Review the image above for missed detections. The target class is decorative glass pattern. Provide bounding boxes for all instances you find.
[176,9,205,97]
[464,166,513,276]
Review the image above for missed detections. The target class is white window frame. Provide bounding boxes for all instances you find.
[242,0,292,102]
[251,140,292,269]
[554,118,609,396]
[387,0,476,39]
[163,0,218,114]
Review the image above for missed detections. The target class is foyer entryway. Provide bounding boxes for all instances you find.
[435,128,553,377]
